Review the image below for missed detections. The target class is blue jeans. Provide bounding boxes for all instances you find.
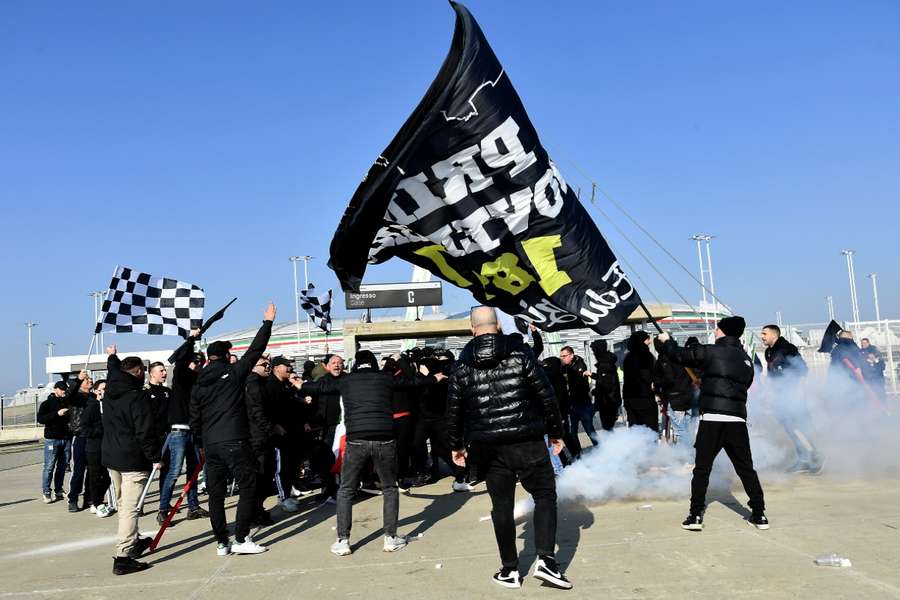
[159,430,200,512]
[42,439,70,496]
[570,405,599,446]
[668,407,694,445]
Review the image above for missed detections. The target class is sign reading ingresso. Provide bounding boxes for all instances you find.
[345,281,443,310]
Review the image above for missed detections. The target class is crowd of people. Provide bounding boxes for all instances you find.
[36,303,886,588]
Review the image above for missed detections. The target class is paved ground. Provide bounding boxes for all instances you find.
[1,455,899,599]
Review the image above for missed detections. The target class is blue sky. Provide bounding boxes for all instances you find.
[1,1,898,393]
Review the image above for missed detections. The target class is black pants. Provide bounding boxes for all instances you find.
[205,440,257,545]
[423,418,466,483]
[626,403,659,432]
[67,436,87,504]
[691,420,765,514]
[84,448,109,507]
[393,415,416,480]
[596,399,621,431]
[478,440,557,569]
[254,445,276,516]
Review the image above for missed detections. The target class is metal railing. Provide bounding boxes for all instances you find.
[0,390,42,429]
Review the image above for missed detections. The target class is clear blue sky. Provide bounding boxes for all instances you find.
[2,1,898,393]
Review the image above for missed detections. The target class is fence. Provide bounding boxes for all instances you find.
[0,390,43,429]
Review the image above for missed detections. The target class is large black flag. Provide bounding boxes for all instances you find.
[329,2,641,333]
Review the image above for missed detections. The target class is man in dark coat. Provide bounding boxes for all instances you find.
[37,381,74,503]
[447,307,571,590]
[657,316,769,532]
[245,355,276,524]
[760,324,822,474]
[623,331,658,431]
[190,303,275,557]
[301,350,441,556]
[653,338,695,444]
[590,339,622,431]
[560,346,597,446]
[102,346,161,575]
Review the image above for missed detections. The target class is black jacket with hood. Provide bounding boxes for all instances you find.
[661,336,754,419]
[765,336,808,378]
[101,354,160,472]
[168,334,199,426]
[190,320,272,447]
[80,394,104,452]
[590,339,621,408]
[623,332,656,409]
[244,372,275,453]
[447,333,563,449]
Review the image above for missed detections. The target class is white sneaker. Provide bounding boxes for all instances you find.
[493,568,522,589]
[280,498,300,512]
[330,538,351,556]
[89,505,97,514]
[42,494,52,504]
[96,504,113,518]
[216,542,231,556]
[452,481,475,493]
[383,535,407,552]
[230,538,267,555]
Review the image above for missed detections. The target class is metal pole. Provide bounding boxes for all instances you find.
[842,250,860,326]
[303,257,312,358]
[25,321,37,388]
[289,257,302,358]
[826,296,835,322]
[90,291,104,350]
[776,311,783,330]
[704,237,718,319]
[691,235,709,337]
[868,273,881,322]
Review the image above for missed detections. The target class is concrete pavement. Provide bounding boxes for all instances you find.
[1,457,899,599]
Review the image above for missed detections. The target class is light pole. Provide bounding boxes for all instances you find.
[704,235,718,319]
[289,255,314,359]
[826,295,835,322]
[868,273,881,322]
[690,235,710,337]
[776,311,784,330]
[841,250,861,326]
[25,322,37,388]
[46,341,55,357]
[90,291,105,349]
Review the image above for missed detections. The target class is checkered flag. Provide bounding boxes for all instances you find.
[299,283,332,333]
[96,266,205,337]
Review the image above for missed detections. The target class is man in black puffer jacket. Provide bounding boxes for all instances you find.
[190,302,275,556]
[447,307,570,591]
[102,346,161,576]
[590,339,621,431]
[301,350,441,556]
[658,316,769,533]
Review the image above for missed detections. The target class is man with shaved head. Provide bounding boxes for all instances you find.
[448,306,571,590]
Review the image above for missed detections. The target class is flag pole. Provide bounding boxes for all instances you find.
[83,333,98,376]
[639,301,663,334]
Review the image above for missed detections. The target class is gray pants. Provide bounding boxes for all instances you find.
[336,439,398,540]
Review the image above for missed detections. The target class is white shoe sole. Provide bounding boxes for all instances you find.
[492,577,521,589]
[682,524,703,531]
[383,544,407,552]
[751,522,770,530]
[217,549,230,556]
[331,549,351,556]
[533,570,573,589]
[231,546,267,555]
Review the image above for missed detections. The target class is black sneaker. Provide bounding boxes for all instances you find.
[128,536,153,559]
[252,511,275,527]
[187,506,209,520]
[68,502,79,513]
[749,512,770,530]
[54,492,65,502]
[681,513,704,531]
[533,555,573,589]
[113,556,151,576]
[492,566,522,589]
[157,511,175,527]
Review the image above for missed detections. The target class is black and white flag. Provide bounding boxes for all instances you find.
[299,284,333,333]
[96,266,205,337]
[328,2,642,334]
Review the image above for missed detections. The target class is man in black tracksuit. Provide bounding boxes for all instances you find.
[245,355,276,525]
[657,316,769,532]
[300,350,441,556]
[190,303,274,556]
[448,307,571,590]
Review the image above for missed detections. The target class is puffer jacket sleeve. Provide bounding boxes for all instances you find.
[522,349,564,439]
[447,366,467,450]
[662,339,707,369]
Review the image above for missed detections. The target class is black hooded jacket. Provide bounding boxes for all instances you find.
[765,336,808,378]
[541,357,570,417]
[661,336,754,419]
[447,333,563,449]
[168,335,199,426]
[102,354,160,472]
[653,338,694,411]
[623,334,656,409]
[562,355,591,408]
[245,372,275,453]
[190,320,272,447]
[830,338,863,378]
[80,394,104,452]
[591,340,621,408]
[300,356,435,441]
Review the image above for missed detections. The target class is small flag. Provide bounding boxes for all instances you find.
[299,283,333,333]
[97,266,205,337]
[331,398,346,474]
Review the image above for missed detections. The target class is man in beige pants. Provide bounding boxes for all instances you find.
[102,346,162,575]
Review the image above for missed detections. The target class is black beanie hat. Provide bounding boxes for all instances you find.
[353,350,378,371]
[206,341,231,359]
[717,316,746,338]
